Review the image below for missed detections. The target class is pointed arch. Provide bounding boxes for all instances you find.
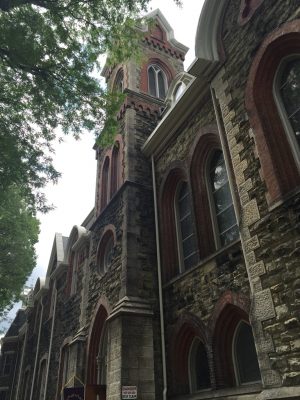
[168,313,212,396]
[86,300,110,385]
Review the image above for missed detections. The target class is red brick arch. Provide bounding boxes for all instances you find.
[140,56,175,95]
[209,291,251,388]
[189,127,221,258]
[159,162,188,282]
[86,302,110,384]
[245,19,300,204]
[168,313,211,396]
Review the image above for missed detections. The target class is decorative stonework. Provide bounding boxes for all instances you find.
[253,289,276,322]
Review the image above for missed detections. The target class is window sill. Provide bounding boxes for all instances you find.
[163,239,241,289]
[171,383,262,400]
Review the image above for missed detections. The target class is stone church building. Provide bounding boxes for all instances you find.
[1,1,300,399]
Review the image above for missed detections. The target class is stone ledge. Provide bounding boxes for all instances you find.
[258,386,300,399]
[107,296,153,321]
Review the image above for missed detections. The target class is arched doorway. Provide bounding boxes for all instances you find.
[86,305,109,400]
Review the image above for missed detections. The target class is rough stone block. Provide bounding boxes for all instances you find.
[244,235,260,253]
[262,369,282,387]
[231,142,244,159]
[248,261,266,279]
[275,304,289,319]
[290,339,300,351]
[253,289,276,321]
[243,199,260,227]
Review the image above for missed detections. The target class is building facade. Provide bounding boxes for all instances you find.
[1,2,300,400]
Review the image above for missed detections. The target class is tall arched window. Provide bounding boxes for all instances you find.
[175,182,198,271]
[110,143,120,197]
[233,321,261,385]
[114,69,124,92]
[209,151,238,247]
[148,65,167,99]
[189,338,211,392]
[274,56,300,169]
[101,157,110,210]
[245,22,300,201]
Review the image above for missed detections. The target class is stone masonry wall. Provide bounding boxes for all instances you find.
[211,0,300,391]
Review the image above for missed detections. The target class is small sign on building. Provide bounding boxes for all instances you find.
[122,386,137,399]
[63,386,84,400]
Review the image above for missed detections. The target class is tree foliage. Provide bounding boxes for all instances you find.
[0,0,179,313]
[0,0,156,212]
[0,185,39,316]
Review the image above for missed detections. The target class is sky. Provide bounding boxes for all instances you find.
[1,0,206,330]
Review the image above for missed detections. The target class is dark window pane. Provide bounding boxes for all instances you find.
[210,151,238,246]
[177,182,198,270]
[158,71,166,99]
[220,224,239,246]
[210,153,228,191]
[280,59,300,151]
[195,342,211,390]
[235,322,261,384]
[190,340,211,391]
[289,109,300,147]
[184,252,198,270]
[213,182,232,213]
[148,67,156,96]
[216,205,236,234]
[182,234,197,257]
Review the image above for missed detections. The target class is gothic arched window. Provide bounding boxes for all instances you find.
[189,338,211,392]
[110,143,120,197]
[233,321,261,385]
[114,69,124,92]
[101,156,110,210]
[148,65,167,99]
[274,56,300,169]
[175,182,198,271]
[209,151,238,247]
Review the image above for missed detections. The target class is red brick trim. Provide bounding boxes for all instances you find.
[140,56,175,95]
[245,20,300,204]
[209,291,250,388]
[189,128,221,258]
[168,313,210,396]
[86,303,109,384]
[159,162,187,282]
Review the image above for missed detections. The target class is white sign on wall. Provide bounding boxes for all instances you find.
[122,386,137,399]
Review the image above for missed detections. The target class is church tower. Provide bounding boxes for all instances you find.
[86,9,188,400]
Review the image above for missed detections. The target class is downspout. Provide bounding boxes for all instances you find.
[15,324,28,400]
[151,156,167,400]
[43,285,57,400]
[29,300,44,400]
[210,85,241,222]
